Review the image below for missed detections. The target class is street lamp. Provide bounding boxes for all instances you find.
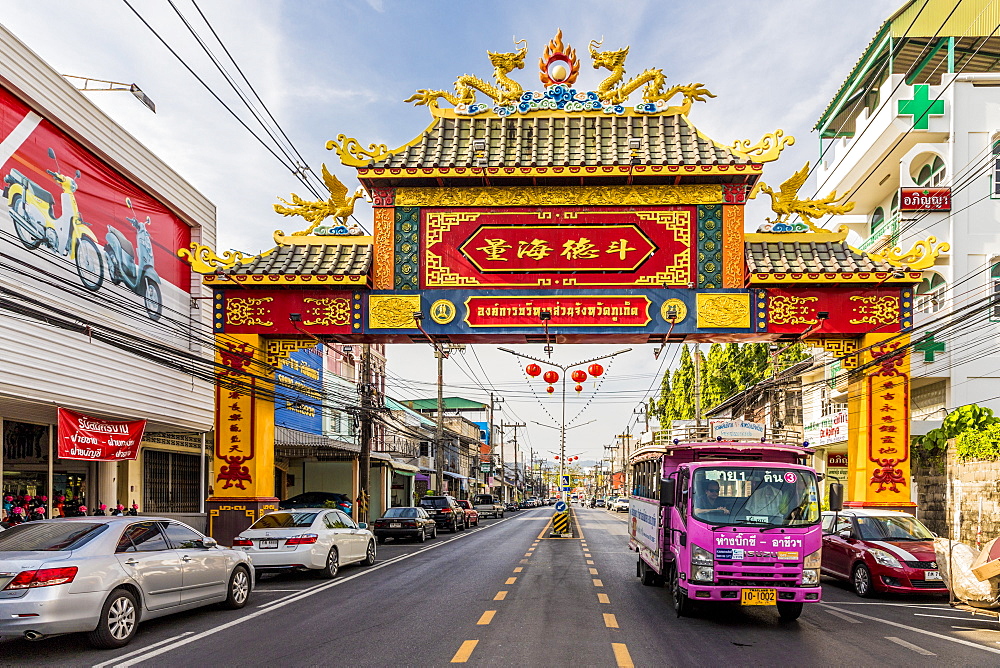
[499,346,631,510]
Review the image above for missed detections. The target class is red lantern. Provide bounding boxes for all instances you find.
[546,386,555,394]
[588,363,604,377]
[554,455,559,460]
[525,363,542,377]
[575,384,583,393]
[571,369,587,383]
[543,370,559,384]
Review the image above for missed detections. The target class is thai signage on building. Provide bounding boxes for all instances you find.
[57,407,145,461]
[804,410,849,446]
[710,419,766,440]
[899,188,951,211]
[274,345,324,435]
[826,452,849,482]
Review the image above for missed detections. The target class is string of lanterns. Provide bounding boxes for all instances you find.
[516,359,560,425]
[525,362,604,394]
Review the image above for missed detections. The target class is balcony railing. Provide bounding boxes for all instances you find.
[859,211,900,251]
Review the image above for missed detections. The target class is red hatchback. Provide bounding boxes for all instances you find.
[821,509,947,597]
[457,500,480,527]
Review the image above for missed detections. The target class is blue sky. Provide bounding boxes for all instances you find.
[2,0,901,464]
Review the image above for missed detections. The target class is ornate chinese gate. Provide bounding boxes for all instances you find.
[180,32,948,541]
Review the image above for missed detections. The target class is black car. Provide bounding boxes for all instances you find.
[279,491,352,515]
[372,506,437,543]
[418,495,467,533]
[505,502,521,512]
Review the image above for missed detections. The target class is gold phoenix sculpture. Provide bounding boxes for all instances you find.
[759,163,855,232]
[273,165,369,236]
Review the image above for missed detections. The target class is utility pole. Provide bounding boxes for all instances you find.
[694,343,703,428]
[498,423,506,503]
[489,394,504,496]
[358,343,373,523]
[503,423,526,500]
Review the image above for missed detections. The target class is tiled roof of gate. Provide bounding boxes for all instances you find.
[369,114,751,169]
[229,243,372,275]
[746,239,893,274]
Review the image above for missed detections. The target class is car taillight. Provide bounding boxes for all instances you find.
[441,507,453,513]
[285,533,319,546]
[232,537,253,547]
[4,567,78,590]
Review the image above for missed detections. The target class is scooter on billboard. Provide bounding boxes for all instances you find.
[2,147,104,291]
[104,197,162,321]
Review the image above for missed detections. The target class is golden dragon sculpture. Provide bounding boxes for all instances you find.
[405,39,528,108]
[588,39,715,112]
[759,163,855,232]
[273,164,369,235]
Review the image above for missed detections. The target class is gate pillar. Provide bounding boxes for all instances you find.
[846,333,915,511]
[206,333,279,544]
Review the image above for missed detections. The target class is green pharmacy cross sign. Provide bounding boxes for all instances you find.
[914,333,945,362]
[898,84,945,130]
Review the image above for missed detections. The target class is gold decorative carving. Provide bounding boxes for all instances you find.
[807,338,859,369]
[758,163,855,233]
[722,205,744,288]
[696,293,751,329]
[768,295,819,325]
[730,129,795,164]
[226,297,274,327]
[302,298,351,326]
[430,299,457,325]
[396,185,722,207]
[864,236,950,271]
[273,165,369,235]
[373,208,394,289]
[849,296,899,326]
[424,211,483,247]
[326,122,437,167]
[369,295,421,329]
[660,298,688,323]
[406,39,528,108]
[539,29,580,86]
[589,39,715,113]
[265,339,315,368]
[178,243,272,275]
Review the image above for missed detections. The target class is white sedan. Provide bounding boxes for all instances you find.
[234,508,376,578]
[611,498,629,513]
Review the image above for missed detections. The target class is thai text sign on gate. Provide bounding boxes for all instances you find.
[57,408,145,461]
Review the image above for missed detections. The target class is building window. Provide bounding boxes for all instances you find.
[916,273,946,313]
[870,207,886,237]
[916,156,946,187]
[992,263,1000,321]
[993,139,1000,198]
[143,450,201,513]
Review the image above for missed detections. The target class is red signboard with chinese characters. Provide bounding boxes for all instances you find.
[215,341,257,491]
[422,207,694,288]
[763,287,909,334]
[218,289,355,334]
[57,408,145,461]
[464,296,651,328]
[899,188,951,211]
[866,341,910,494]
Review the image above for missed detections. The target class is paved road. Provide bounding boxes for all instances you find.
[3,505,1000,666]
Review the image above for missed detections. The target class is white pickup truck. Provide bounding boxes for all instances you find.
[472,493,504,519]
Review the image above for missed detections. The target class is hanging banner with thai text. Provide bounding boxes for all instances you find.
[57,407,145,461]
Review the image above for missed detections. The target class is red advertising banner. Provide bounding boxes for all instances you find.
[57,408,145,461]
[422,208,694,288]
[464,295,651,327]
[764,287,908,334]
[899,188,951,211]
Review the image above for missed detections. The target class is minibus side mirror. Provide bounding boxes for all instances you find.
[829,483,844,512]
[660,478,676,506]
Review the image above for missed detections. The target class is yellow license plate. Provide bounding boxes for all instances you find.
[741,588,776,605]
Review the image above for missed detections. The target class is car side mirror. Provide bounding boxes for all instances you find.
[357,522,368,530]
[660,479,676,507]
[829,483,844,512]
[47,148,56,159]
[837,528,852,540]
[201,536,218,548]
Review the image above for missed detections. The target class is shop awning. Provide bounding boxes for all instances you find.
[390,461,420,475]
[443,471,468,479]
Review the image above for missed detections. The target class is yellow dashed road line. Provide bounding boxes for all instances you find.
[612,643,634,668]
[598,593,610,604]
[604,613,619,629]
[477,610,496,625]
[506,577,517,585]
[494,591,508,601]
[514,567,523,573]
[451,640,479,663]
[589,568,599,575]
[587,560,595,565]
[593,578,604,587]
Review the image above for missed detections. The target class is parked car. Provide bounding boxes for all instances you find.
[418,495,467,533]
[505,502,521,512]
[820,509,948,597]
[472,493,504,519]
[0,516,252,649]
[456,500,480,526]
[279,491,352,515]
[234,508,376,578]
[372,507,437,543]
[594,498,606,508]
[611,498,629,513]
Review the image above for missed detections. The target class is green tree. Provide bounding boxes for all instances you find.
[668,344,696,420]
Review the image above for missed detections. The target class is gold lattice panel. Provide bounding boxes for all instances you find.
[808,338,859,369]
[265,339,316,368]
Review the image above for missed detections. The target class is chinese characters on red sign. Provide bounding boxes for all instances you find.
[215,341,256,491]
[866,342,910,493]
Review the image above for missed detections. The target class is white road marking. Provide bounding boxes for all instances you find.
[103,528,486,667]
[91,632,194,668]
[824,608,862,624]
[885,636,936,656]
[914,613,998,621]
[820,605,1000,656]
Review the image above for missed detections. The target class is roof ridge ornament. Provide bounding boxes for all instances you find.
[404,37,529,110]
[730,129,795,164]
[272,164,370,236]
[757,162,855,233]
[860,236,950,271]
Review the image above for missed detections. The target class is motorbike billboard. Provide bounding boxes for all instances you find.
[0,84,191,338]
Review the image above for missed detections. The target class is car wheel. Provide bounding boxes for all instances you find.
[459,519,466,531]
[318,546,339,579]
[221,566,251,610]
[431,526,438,538]
[852,563,874,597]
[777,601,803,621]
[362,541,376,566]
[670,566,693,617]
[87,588,139,649]
[450,520,458,533]
[418,528,426,543]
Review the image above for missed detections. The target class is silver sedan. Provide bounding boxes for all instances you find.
[0,516,253,648]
